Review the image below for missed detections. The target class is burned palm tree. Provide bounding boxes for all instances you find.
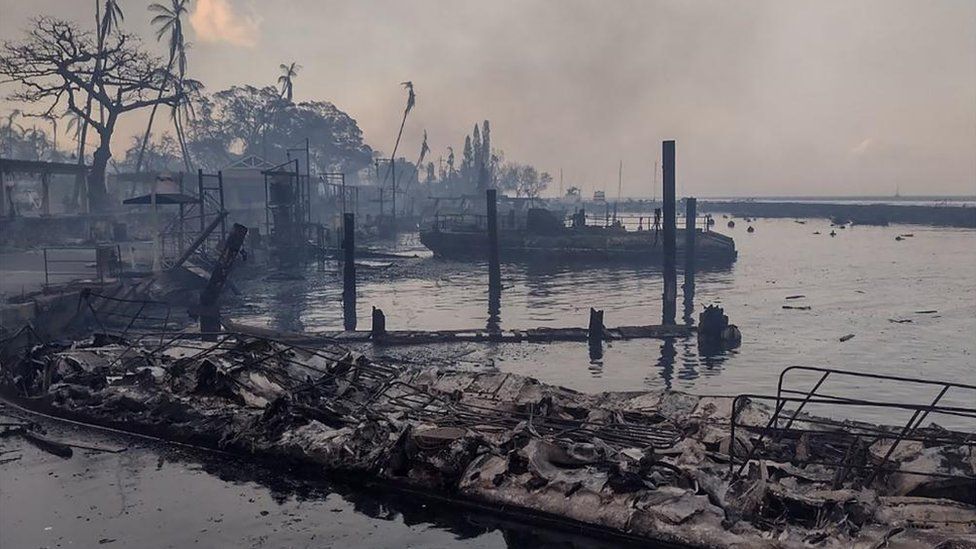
[135,0,190,174]
[171,77,203,172]
[385,81,416,226]
[277,62,301,102]
[1,109,22,156]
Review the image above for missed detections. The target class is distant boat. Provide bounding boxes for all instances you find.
[421,207,737,265]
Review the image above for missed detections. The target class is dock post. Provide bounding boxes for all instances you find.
[342,213,357,331]
[683,197,697,324]
[662,140,677,325]
[588,308,604,342]
[588,307,604,362]
[487,189,501,332]
[371,306,386,338]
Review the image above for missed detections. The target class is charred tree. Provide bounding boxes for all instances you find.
[0,18,183,211]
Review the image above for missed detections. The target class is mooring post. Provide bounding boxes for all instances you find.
[342,213,357,331]
[487,189,501,331]
[588,308,604,342]
[683,197,697,325]
[371,306,386,338]
[662,140,677,325]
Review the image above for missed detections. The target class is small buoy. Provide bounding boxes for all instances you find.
[747,226,755,233]
[830,230,837,237]
[727,220,735,228]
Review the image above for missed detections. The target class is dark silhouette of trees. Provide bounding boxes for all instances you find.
[0,17,183,210]
[185,85,373,174]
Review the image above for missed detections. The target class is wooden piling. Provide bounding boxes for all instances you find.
[588,308,604,341]
[342,213,357,331]
[662,140,677,325]
[371,306,386,338]
[487,189,501,331]
[683,197,697,324]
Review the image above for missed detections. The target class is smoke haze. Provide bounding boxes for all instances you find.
[1,0,973,196]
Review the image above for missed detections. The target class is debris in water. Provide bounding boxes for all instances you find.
[839,333,855,342]
[785,295,805,300]
[783,305,812,310]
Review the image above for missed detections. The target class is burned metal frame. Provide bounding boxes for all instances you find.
[78,290,175,340]
[728,366,976,484]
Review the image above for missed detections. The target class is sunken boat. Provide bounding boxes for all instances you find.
[420,204,737,265]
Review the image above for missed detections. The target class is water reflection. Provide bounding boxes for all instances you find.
[656,337,677,390]
[180,444,640,549]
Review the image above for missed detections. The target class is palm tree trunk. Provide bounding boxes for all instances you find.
[174,107,192,172]
[388,111,409,220]
[134,55,176,173]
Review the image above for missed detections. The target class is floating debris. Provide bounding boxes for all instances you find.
[784,295,806,300]
[839,333,855,342]
[782,305,812,310]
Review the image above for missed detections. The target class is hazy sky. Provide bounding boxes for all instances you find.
[1,0,974,197]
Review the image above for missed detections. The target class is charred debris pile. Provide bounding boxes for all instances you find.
[1,331,973,548]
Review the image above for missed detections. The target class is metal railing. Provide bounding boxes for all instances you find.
[43,246,121,287]
[729,366,976,486]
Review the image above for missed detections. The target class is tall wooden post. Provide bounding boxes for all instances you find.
[342,213,357,331]
[486,189,501,331]
[662,140,677,325]
[683,197,697,324]
[41,172,51,216]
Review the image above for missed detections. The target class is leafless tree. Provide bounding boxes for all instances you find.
[0,17,183,210]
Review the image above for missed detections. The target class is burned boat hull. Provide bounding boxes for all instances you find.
[420,227,737,265]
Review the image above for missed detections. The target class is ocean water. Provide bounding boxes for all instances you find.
[5,217,974,549]
[230,217,976,428]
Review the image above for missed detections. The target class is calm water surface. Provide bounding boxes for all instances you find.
[231,217,976,426]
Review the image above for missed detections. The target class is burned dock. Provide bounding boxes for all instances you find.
[1,329,972,548]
